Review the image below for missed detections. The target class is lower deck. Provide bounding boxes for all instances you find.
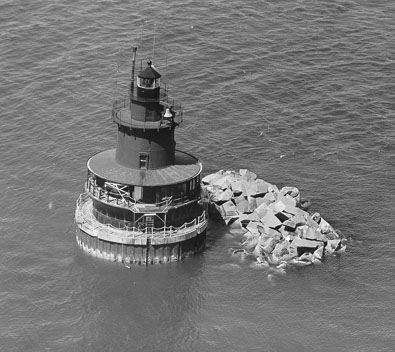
[74,194,208,264]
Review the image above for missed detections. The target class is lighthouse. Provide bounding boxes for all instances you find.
[75,47,207,264]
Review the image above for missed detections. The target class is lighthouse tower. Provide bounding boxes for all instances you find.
[75,48,207,264]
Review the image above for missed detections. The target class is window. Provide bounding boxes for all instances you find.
[134,187,142,200]
[137,78,160,89]
[145,215,154,223]
[139,153,149,169]
[143,78,153,88]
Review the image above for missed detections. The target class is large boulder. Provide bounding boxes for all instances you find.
[259,209,282,229]
[254,202,269,218]
[239,169,257,181]
[236,199,250,214]
[201,169,347,269]
[212,175,234,190]
[242,232,260,250]
[259,236,278,254]
[221,200,238,218]
[212,188,233,203]
[202,172,224,185]
[230,180,248,195]
[279,186,301,206]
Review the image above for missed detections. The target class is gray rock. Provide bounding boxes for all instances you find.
[313,246,324,260]
[298,252,315,262]
[212,175,234,189]
[254,179,269,195]
[259,209,282,229]
[202,172,224,185]
[242,233,260,250]
[283,219,297,231]
[247,196,257,212]
[236,199,250,214]
[221,200,238,217]
[245,221,261,234]
[260,225,282,240]
[254,202,269,218]
[259,236,278,254]
[230,179,248,195]
[213,188,233,203]
[268,199,286,214]
[326,239,341,254]
[239,169,257,181]
[262,192,276,206]
[246,212,261,222]
[272,242,288,257]
[233,194,247,205]
[301,226,324,241]
[280,186,300,203]
[202,169,347,268]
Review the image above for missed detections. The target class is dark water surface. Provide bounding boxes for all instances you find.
[1,0,394,351]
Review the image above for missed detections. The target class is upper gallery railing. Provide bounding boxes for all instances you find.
[112,94,183,129]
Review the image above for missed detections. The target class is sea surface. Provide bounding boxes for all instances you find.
[0,0,394,351]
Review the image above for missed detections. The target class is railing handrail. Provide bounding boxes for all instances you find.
[112,95,183,128]
[75,194,207,238]
[86,178,199,213]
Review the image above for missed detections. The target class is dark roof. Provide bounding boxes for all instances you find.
[87,149,201,186]
[138,62,161,79]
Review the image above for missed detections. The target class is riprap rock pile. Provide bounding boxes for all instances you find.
[201,169,346,267]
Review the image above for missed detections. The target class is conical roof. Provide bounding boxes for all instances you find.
[138,61,161,79]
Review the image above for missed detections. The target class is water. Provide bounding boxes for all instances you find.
[1,0,394,351]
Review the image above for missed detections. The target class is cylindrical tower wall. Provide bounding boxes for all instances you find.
[115,127,176,169]
[130,101,162,122]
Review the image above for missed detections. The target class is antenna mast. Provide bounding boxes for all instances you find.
[140,22,144,54]
[131,46,138,94]
[152,24,156,60]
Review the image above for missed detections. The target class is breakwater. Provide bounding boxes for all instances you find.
[201,169,347,267]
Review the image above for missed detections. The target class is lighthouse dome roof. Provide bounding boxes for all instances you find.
[138,61,161,79]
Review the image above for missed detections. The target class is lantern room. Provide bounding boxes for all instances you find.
[137,61,161,98]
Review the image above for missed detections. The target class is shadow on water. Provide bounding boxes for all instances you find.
[69,233,207,352]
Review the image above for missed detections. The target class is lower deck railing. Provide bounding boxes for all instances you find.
[86,179,200,213]
[75,193,207,238]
